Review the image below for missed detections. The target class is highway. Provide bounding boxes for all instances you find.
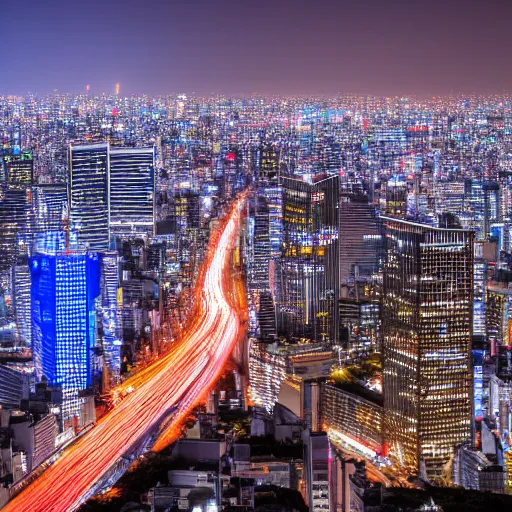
[3,194,248,512]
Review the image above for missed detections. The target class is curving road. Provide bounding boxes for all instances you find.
[4,195,248,512]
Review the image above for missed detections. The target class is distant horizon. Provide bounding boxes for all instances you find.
[3,88,512,100]
[4,0,512,100]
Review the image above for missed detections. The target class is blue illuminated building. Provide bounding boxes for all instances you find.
[473,349,485,420]
[31,251,101,419]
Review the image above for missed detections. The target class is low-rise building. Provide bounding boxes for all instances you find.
[322,382,383,456]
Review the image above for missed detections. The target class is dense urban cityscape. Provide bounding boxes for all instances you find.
[1,91,512,511]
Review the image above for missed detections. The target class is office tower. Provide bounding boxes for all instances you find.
[34,184,68,232]
[436,180,465,217]
[34,230,78,255]
[322,382,384,456]
[69,143,110,251]
[464,180,485,239]
[302,431,330,512]
[98,252,122,384]
[249,195,271,292]
[258,141,283,260]
[339,193,382,285]
[339,296,380,354]
[4,151,34,185]
[382,175,408,218]
[174,192,201,232]
[473,241,496,339]
[0,364,30,409]
[176,94,187,118]
[30,251,101,419]
[257,141,280,187]
[486,286,512,353]
[248,341,286,413]
[278,176,339,343]
[382,217,474,481]
[109,147,156,240]
[264,185,283,259]
[483,182,500,241]
[258,291,277,340]
[13,256,32,347]
[0,185,34,272]
[0,185,34,340]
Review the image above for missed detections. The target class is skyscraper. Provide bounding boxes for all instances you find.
[13,255,32,347]
[382,175,408,218]
[31,251,101,419]
[97,252,122,384]
[34,183,68,233]
[278,176,339,343]
[4,151,34,185]
[0,185,34,272]
[109,147,156,240]
[69,143,110,251]
[382,217,474,481]
[339,193,382,285]
[257,141,280,187]
[249,194,271,292]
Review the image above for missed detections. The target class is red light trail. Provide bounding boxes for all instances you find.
[3,195,248,512]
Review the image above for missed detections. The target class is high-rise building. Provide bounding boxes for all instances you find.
[13,256,32,347]
[258,141,283,259]
[258,291,277,340]
[382,217,474,481]
[98,252,122,384]
[0,364,30,409]
[278,176,339,343]
[264,185,283,259]
[339,193,382,285]
[69,143,110,251]
[382,175,408,218]
[109,147,156,240]
[483,182,500,240]
[249,195,271,292]
[30,251,101,419]
[4,151,34,185]
[302,430,331,512]
[257,141,280,188]
[0,185,34,272]
[34,184,68,233]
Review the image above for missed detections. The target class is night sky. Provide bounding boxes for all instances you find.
[2,0,512,96]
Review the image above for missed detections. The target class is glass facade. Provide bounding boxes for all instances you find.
[69,143,110,251]
[98,252,122,381]
[5,151,34,185]
[322,382,383,454]
[34,183,68,233]
[339,194,382,285]
[0,185,34,272]
[109,147,156,239]
[31,251,101,418]
[382,217,474,481]
[278,176,339,343]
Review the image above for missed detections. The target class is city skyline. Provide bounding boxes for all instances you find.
[3,0,512,97]
[5,6,512,503]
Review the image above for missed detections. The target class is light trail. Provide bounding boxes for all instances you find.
[4,194,248,512]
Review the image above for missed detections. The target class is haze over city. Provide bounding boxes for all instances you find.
[3,0,512,97]
[4,1,512,511]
